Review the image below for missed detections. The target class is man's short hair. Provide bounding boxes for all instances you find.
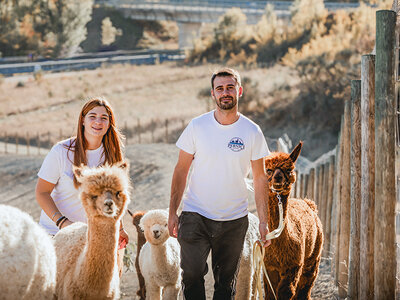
[211,68,241,89]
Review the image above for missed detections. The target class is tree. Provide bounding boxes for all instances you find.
[0,0,93,57]
[41,0,94,57]
[0,0,45,56]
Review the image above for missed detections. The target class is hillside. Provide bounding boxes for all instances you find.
[1,63,336,158]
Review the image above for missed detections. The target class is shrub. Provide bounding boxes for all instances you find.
[188,8,254,64]
[101,17,122,46]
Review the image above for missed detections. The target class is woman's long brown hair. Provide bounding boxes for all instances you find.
[67,97,124,187]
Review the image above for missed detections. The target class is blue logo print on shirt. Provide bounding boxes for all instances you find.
[228,137,245,152]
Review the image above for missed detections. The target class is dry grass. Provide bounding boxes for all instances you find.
[0,62,297,143]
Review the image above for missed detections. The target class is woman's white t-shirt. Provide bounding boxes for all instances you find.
[38,138,105,235]
[176,111,270,221]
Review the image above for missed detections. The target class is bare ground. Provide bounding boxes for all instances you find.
[0,63,298,147]
[0,143,337,299]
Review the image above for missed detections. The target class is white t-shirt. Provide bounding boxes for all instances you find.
[176,110,270,221]
[38,138,105,235]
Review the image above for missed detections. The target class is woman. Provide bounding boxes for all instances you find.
[35,97,129,275]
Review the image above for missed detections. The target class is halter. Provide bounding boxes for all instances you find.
[267,166,292,194]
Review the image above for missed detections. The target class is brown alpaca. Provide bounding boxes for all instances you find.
[263,142,323,300]
[54,162,131,300]
[128,209,147,300]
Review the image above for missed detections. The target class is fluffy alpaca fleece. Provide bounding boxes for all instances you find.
[139,209,181,300]
[128,209,147,300]
[0,204,56,300]
[235,212,260,300]
[54,162,131,300]
[263,142,324,300]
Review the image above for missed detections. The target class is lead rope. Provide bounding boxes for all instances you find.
[252,192,285,300]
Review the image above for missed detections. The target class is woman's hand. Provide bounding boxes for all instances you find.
[119,228,129,249]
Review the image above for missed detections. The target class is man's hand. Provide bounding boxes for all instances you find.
[259,222,271,248]
[168,213,179,238]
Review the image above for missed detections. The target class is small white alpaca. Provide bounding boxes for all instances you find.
[54,162,131,300]
[0,204,56,300]
[236,212,260,300]
[139,209,181,300]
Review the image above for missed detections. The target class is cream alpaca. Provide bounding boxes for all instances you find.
[139,209,181,300]
[235,212,260,300]
[0,204,56,300]
[54,162,131,300]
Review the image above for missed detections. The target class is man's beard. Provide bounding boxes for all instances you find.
[215,96,237,110]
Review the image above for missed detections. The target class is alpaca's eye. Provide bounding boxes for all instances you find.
[91,195,98,200]
[116,191,120,197]
[266,169,273,175]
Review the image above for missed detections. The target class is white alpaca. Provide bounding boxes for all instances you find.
[0,204,56,300]
[236,212,260,300]
[54,162,130,300]
[139,209,181,300]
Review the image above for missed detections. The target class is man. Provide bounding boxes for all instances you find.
[168,68,270,300]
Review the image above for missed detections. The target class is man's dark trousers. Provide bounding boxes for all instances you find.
[177,212,249,300]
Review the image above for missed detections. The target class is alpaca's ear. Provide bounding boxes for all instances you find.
[289,142,303,164]
[132,211,146,227]
[73,165,85,183]
[139,216,146,232]
[116,160,130,173]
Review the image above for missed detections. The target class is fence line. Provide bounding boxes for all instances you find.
[0,117,290,156]
[292,9,399,299]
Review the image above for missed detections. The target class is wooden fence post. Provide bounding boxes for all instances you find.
[299,174,304,198]
[4,131,7,154]
[318,165,325,217]
[165,119,169,143]
[314,166,321,209]
[151,119,155,143]
[26,132,30,156]
[304,174,309,198]
[319,164,327,233]
[37,132,40,155]
[348,80,362,299]
[374,10,396,299]
[137,118,141,144]
[360,54,375,299]
[338,100,351,298]
[308,168,315,200]
[334,115,344,280]
[324,155,335,257]
[124,121,128,146]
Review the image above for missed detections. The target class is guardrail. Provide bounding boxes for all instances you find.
[0,51,185,76]
[96,0,362,11]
